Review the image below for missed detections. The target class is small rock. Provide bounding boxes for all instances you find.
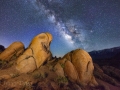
[54,63,65,77]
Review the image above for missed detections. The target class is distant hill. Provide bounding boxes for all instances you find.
[89,46,120,60]
[89,46,120,69]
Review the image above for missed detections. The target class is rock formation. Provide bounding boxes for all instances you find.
[0,45,5,53]
[102,66,120,81]
[59,49,98,87]
[16,32,53,73]
[0,42,24,61]
[94,63,120,90]
[0,32,120,90]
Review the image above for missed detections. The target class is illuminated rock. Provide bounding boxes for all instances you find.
[64,60,78,83]
[63,49,98,87]
[0,42,24,61]
[16,32,52,73]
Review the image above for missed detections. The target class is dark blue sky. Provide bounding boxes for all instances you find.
[0,0,120,56]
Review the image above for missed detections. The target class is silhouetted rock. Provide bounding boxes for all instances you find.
[0,45,5,53]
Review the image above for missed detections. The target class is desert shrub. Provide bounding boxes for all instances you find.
[60,63,65,68]
[54,76,68,86]
[0,59,15,69]
[0,60,7,69]
[10,73,19,78]
[33,72,48,79]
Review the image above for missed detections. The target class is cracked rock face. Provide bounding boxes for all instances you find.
[0,42,25,61]
[63,49,98,87]
[16,32,53,73]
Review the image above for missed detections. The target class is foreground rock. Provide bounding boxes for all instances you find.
[102,66,120,81]
[16,32,53,73]
[0,42,25,61]
[62,49,98,87]
[0,58,120,90]
[94,63,120,90]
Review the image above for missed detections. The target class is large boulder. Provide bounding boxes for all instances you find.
[63,49,98,87]
[16,32,53,73]
[0,42,25,61]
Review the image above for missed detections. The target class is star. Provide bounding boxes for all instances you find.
[0,0,120,56]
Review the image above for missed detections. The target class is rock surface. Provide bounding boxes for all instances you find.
[0,58,120,90]
[94,63,120,87]
[0,42,25,61]
[64,60,78,83]
[16,32,53,73]
[63,49,98,87]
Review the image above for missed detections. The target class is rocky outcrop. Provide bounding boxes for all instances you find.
[94,63,103,73]
[0,45,5,53]
[0,42,25,61]
[0,32,120,90]
[16,32,53,73]
[102,66,120,82]
[94,63,120,87]
[62,49,98,87]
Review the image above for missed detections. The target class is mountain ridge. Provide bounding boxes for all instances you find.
[89,46,120,60]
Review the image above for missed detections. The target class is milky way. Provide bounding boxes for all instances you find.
[0,0,120,56]
[29,0,91,49]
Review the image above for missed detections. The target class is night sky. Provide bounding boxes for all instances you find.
[0,0,120,57]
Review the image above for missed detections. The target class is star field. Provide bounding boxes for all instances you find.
[0,0,120,56]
